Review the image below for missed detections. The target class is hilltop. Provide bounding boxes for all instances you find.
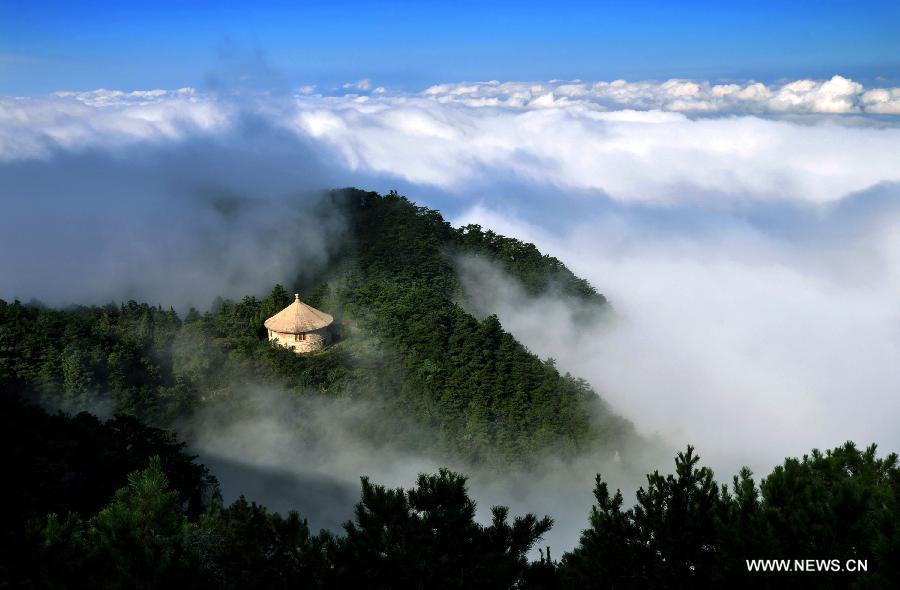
[0,188,634,466]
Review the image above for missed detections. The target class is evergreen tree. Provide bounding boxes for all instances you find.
[328,468,552,589]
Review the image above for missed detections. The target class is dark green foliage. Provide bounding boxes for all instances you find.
[190,497,332,590]
[25,417,551,590]
[560,443,900,589]
[746,443,900,589]
[38,457,198,590]
[0,299,186,419]
[454,222,605,305]
[329,469,552,589]
[0,396,218,588]
[561,446,724,589]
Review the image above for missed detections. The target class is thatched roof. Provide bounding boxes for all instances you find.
[264,294,334,333]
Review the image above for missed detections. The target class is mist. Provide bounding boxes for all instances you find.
[0,112,346,310]
[182,382,658,554]
[453,183,900,478]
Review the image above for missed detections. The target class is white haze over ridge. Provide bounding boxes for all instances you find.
[453,199,900,477]
[184,386,642,554]
[3,76,900,501]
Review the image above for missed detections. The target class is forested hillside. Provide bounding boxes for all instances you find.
[0,189,632,466]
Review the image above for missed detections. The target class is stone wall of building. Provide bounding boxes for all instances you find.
[268,326,330,353]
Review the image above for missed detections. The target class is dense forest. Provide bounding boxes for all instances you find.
[2,189,898,587]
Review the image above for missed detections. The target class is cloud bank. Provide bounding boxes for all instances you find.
[3,76,900,210]
[453,195,900,478]
[424,75,900,115]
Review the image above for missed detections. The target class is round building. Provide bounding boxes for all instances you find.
[264,293,334,353]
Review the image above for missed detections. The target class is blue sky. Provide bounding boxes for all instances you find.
[2,0,899,94]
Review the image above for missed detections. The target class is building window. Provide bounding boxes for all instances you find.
[294,333,306,341]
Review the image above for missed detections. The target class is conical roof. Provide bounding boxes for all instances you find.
[264,294,334,333]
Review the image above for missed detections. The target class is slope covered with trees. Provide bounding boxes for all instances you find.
[0,189,632,466]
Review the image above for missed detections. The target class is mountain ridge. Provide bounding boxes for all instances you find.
[0,188,635,467]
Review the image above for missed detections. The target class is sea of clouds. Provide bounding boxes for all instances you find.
[3,75,900,533]
[4,76,900,207]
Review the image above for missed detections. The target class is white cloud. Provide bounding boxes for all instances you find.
[53,87,197,107]
[342,78,372,91]
[3,78,899,208]
[424,75,891,115]
[285,94,900,206]
[0,89,227,158]
[861,87,900,114]
[453,192,900,476]
[769,76,864,113]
